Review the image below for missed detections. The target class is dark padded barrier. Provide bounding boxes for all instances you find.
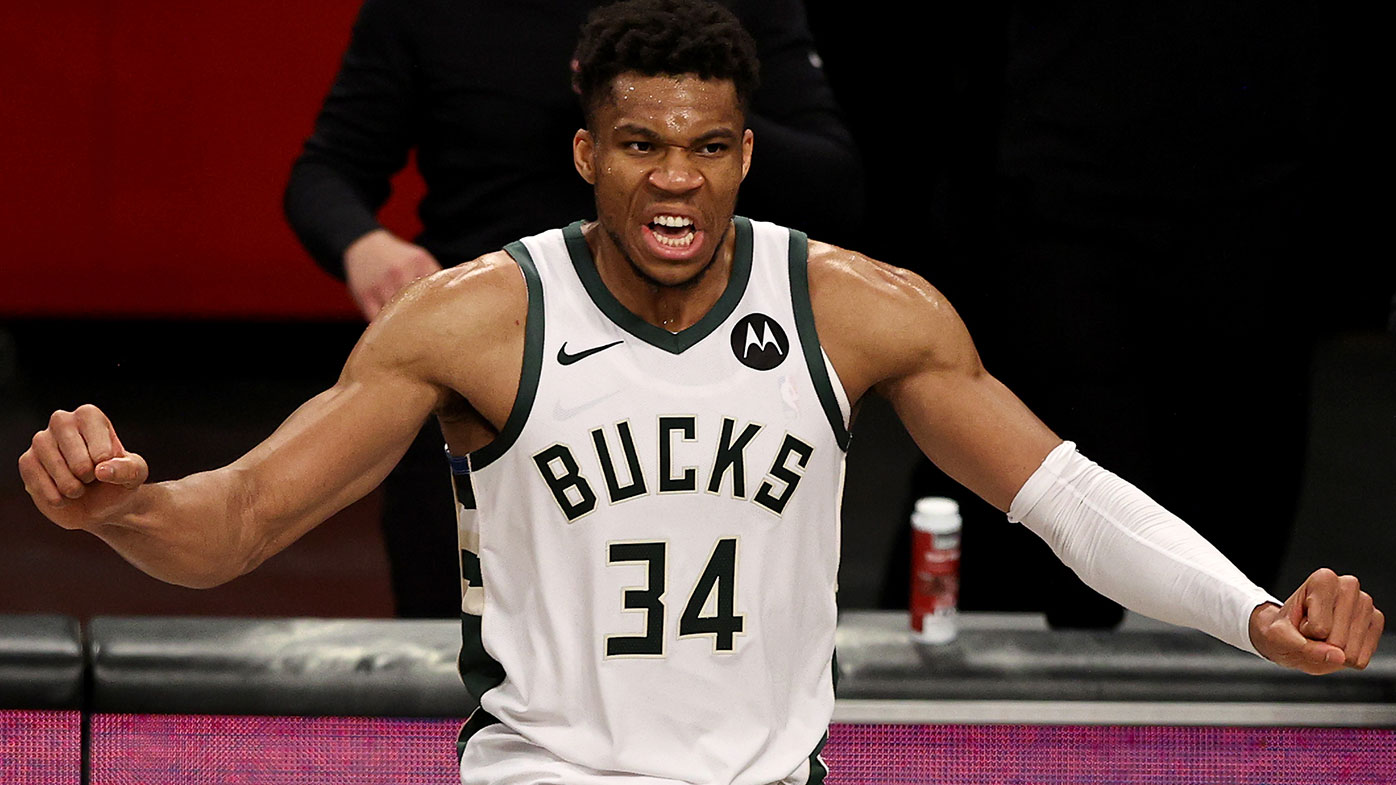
[89,617,474,717]
[67,612,1396,782]
[836,611,1396,704]
[0,615,83,785]
[0,614,84,710]
[87,611,1395,714]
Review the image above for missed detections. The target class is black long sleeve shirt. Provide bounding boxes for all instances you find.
[284,0,863,278]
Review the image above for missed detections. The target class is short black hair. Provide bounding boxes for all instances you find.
[572,0,760,125]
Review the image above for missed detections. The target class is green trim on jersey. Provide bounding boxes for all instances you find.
[456,243,536,742]
[562,217,755,354]
[470,240,546,470]
[787,229,851,451]
[806,730,830,784]
[457,610,506,708]
[456,705,501,761]
[804,648,838,782]
[454,463,505,746]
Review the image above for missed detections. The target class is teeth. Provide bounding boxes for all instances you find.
[655,230,695,247]
[649,214,696,248]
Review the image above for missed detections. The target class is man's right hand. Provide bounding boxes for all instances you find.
[344,229,443,321]
[18,405,149,533]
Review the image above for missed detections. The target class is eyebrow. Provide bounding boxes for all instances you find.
[614,124,739,145]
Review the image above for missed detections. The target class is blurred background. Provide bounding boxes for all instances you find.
[0,0,1391,624]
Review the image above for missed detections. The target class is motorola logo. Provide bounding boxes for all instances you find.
[730,313,789,371]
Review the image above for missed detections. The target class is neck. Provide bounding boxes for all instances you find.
[587,220,735,333]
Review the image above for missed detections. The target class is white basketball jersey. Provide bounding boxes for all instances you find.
[452,217,851,785]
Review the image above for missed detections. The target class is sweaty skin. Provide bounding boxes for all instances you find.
[572,74,753,332]
[343,229,444,321]
[18,72,1383,675]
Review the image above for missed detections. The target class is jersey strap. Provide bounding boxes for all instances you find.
[470,239,546,470]
[787,229,851,451]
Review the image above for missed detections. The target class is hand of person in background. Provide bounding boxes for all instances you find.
[1250,568,1383,674]
[18,405,149,533]
[344,229,443,321]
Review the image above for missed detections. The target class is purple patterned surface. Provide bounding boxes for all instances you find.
[0,710,81,785]
[83,715,1396,784]
[90,715,461,784]
[823,724,1396,784]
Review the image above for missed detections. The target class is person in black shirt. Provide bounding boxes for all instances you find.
[284,0,863,617]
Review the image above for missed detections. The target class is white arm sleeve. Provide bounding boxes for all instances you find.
[1007,441,1282,656]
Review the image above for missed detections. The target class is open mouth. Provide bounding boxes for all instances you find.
[647,214,696,248]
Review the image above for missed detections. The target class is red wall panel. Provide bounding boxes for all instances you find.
[0,1,424,318]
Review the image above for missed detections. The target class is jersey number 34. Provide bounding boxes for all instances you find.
[606,538,744,657]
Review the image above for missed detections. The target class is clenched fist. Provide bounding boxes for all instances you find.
[1251,567,1384,674]
[17,404,149,532]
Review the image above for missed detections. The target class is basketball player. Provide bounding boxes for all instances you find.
[17,2,1383,783]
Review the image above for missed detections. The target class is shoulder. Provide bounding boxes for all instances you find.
[355,0,441,27]
[380,251,524,335]
[729,0,814,39]
[805,240,945,318]
[352,0,410,36]
[804,240,982,403]
[347,251,528,384]
[348,0,446,52]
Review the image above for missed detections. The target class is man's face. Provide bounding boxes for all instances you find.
[573,72,753,288]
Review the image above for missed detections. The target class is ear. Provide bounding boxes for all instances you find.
[740,128,754,181]
[573,128,597,185]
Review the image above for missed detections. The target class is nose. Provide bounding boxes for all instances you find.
[648,148,704,194]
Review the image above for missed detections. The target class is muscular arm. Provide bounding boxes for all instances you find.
[810,243,1382,671]
[18,255,526,588]
[108,359,435,588]
[810,245,1059,510]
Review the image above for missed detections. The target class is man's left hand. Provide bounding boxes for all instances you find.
[1250,568,1383,674]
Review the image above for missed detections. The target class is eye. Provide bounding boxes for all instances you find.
[625,141,653,153]
[697,143,728,155]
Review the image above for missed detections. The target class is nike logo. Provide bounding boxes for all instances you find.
[553,389,621,420]
[557,340,623,365]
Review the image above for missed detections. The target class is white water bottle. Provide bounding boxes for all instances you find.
[909,497,961,644]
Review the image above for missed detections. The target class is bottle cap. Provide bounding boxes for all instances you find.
[911,496,961,533]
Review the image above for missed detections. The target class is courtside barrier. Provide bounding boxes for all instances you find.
[827,612,1396,783]
[85,617,470,785]
[3,612,1393,782]
[0,615,84,785]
